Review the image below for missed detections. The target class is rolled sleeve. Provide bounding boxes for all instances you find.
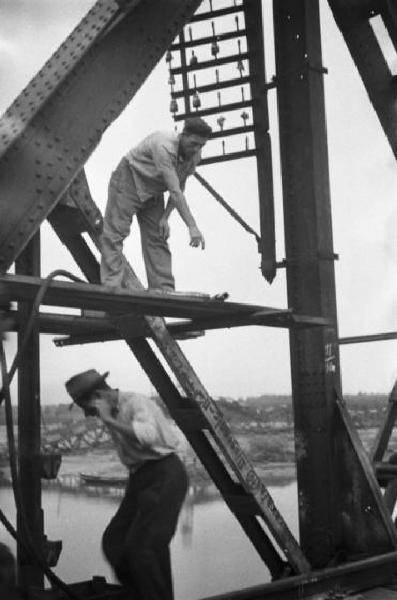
[152,143,183,195]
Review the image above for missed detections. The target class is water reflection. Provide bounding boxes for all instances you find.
[0,474,298,600]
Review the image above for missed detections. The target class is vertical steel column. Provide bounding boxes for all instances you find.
[16,234,43,587]
[274,0,397,567]
[273,0,344,566]
[244,0,276,283]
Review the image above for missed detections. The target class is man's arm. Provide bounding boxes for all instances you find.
[92,398,157,447]
[92,399,141,442]
[153,143,205,249]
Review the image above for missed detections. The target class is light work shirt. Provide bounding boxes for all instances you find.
[124,130,201,202]
[107,391,179,473]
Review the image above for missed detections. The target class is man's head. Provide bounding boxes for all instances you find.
[180,117,212,159]
[65,369,111,416]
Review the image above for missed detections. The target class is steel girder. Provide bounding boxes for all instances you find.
[0,0,202,272]
[328,0,397,160]
[273,0,397,568]
[63,174,310,575]
[15,237,43,587]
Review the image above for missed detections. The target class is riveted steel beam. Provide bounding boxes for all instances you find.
[382,0,397,53]
[62,176,310,574]
[243,0,276,283]
[328,0,382,26]
[328,0,397,160]
[0,1,142,160]
[16,235,43,588]
[274,0,397,568]
[0,0,202,272]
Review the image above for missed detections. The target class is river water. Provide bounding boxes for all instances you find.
[0,480,298,600]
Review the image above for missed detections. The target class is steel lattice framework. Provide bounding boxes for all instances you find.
[1,1,397,599]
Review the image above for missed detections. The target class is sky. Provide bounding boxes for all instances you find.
[0,0,397,403]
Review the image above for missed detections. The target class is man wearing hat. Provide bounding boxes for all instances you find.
[100,117,212,291]
[65,369,188,600]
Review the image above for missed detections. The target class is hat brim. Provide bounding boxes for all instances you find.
[68,371,109,410]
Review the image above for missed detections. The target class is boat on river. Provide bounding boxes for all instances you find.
[79,472,127,487]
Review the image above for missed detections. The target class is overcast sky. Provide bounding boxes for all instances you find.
[1,0,397,403]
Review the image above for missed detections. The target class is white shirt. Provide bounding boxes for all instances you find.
[107,391,179,473]
[124,130,201,202]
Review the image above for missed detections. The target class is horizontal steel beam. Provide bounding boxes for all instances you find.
[170,28,248,50]
[200,550,397,600]
[0,274,304,320]
[170,51,251,74]
[189,5,244,23]
[210,125,255,139]
[200,149,257,165]
[173,99,253,120]
[171,75,253,98]
[4,303,327,342]
[339,331,397,344]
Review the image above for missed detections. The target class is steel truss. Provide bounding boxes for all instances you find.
[0,1,397,599]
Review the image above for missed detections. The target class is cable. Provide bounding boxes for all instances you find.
[0,269,84,407]
[0,341,83,600]
[194,171,262,247]
[0,270,88,600]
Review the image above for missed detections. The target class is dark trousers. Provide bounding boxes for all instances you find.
[102,454,188,600]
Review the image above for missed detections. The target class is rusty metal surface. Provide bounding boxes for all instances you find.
[274,0,397,567]
[0,0,201,272]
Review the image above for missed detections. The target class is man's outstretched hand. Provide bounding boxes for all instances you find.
[189,225,205,249]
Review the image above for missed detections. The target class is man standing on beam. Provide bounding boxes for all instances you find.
[100,117,212,291]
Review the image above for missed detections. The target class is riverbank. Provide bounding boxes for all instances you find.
[0,447,297,490]
[59,449,296,486]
